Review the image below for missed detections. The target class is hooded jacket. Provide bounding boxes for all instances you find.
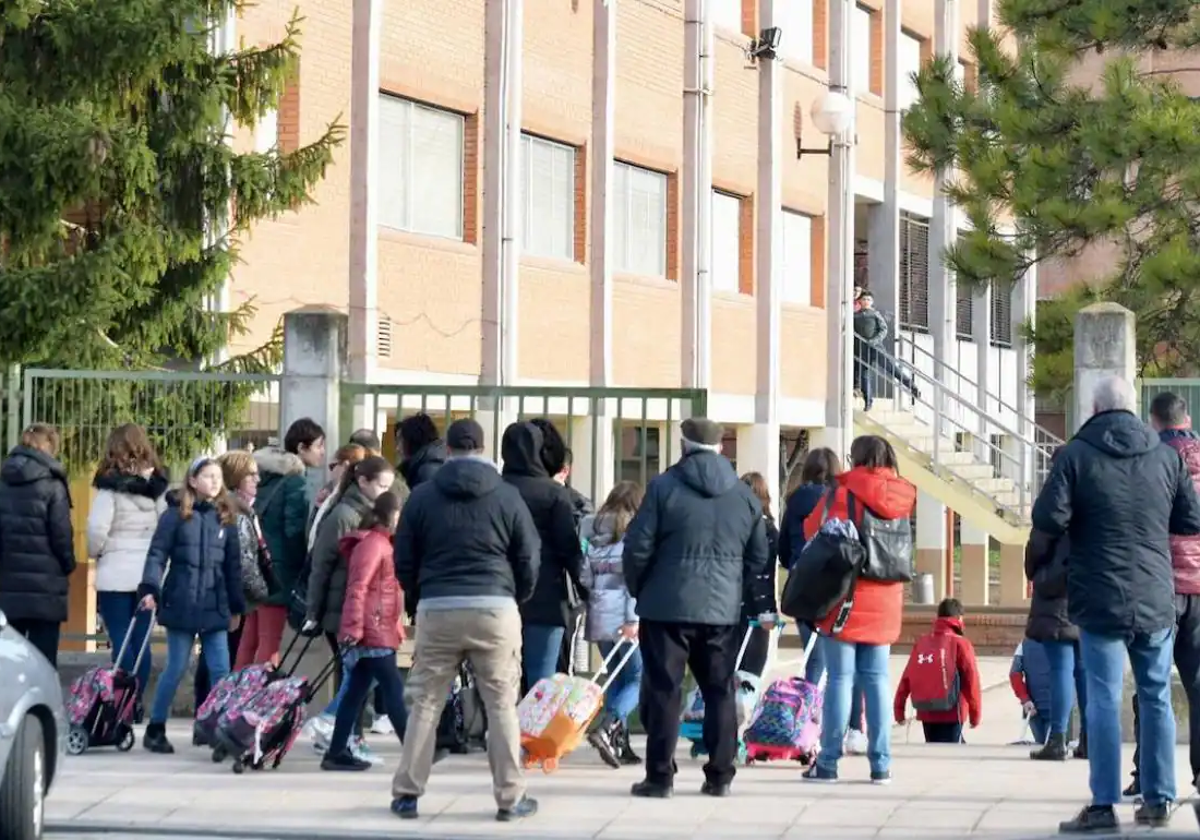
[87,469,169,593]
[501,423,585,627]
[0,445,76,623]
[1159,428,1200,595]
[894,615,982,726]
[1023,528,1078,643]
[623,448,771,625]
[400,441,448,492]
[579,513,637,642]
[305,483,374,633]
[253,447,311,608]
[339,528,404,649]
[804,466,917,645]
[395,455,540,608]
[1032,410,1200,635]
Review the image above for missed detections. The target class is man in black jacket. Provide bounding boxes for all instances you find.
[392,418,541,823]
[622,417,772,799]
[500,421,586,692]
[396,413,448,494]
[1033,376,1200,833]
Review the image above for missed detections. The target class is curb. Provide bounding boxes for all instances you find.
[44,822,481,840]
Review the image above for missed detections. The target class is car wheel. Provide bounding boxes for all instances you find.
[0,713,46,840]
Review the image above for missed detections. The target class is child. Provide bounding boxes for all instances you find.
[138,457,244,754]
[894,598,982,743]
[321,491,408,771]
[1010,639,1052,745]
[580,481,644,769]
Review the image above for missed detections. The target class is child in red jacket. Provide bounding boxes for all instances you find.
[894,598,982,743]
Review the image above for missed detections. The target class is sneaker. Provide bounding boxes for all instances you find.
[587,717,621,770]
[142,723,175,755]
[844,729,868,756]
[1134,801,1172,828]
[1058,805,1118,834]
[321,751,371,772]
[350,736,385,766]
[305,713,334,754]
[871,770,892,786]
[802,764,838,784]
[391,796,419,820]
[369,716,395,736]
[496,795,539,822]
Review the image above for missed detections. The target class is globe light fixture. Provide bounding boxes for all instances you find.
[796,89,853,159]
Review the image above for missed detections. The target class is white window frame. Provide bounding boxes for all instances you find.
[898,31,923,111]
[781,210,813,305]
[711,190,742,295]
[852,5,873,95]
[778,0,814,65]
[612,161,669,278]
[377,94,465,240]
[520,134,576,261]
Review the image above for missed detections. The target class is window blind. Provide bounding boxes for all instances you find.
[898,213,930,331]
[711,191,742,294]
[613,161,668,277]
[377,94,464,239]
[781,210,813,304]
[521,134,575,261]
[990,280,1013,348]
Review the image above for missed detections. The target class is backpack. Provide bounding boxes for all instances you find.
[779,492,865,632]
[436,662,488,753]
[906,633,961,713]
[743,677,823,756]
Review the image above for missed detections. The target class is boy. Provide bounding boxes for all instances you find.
[894,598,982,743]
[1009,639,1052,745]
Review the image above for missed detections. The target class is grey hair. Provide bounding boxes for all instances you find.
[1092,375,1137,414]
[682,438,721,455]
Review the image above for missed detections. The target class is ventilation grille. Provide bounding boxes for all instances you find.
[990,282,1013,348]
[898,213,930,332]
[377,315,393,358]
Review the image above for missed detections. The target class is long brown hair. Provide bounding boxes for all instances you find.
[178,458,237,525]
[741,471,774,524]
[596,480,644,542]
[96,423,160,476]
[849,435,899,470]
[337,455,393,496]
[21,424,60,457]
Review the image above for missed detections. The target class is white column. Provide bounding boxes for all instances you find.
[959,519,989,605]
[929,0,959,371]
[206,7,237,364]
[681,0,714,390]
[347,0,382,384]
[972,282,991,436]
[915,490,948,600]
[282,309,348,498]
[870,0,901,340]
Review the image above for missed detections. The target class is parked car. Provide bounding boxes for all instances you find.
[0,609,66,840]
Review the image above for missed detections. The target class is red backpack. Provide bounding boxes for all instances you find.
[906,633,960,713]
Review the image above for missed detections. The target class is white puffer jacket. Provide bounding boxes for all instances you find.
[579,513,638,642]
[87,469,169,592]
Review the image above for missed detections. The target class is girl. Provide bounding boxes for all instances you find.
[738,473,779,679]
[321,492,408,771]
[581,481,644,769]
[138,457,244,754]
[88,424,168,712]
[309,443,367,550]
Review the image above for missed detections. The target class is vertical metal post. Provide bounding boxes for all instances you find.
[681,0,713,390]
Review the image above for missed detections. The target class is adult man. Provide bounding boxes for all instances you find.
[622,417,772,799]
[1032,376,1200,833]
[852,292,918,410]
[392,418,541,822]
[396,413,447,495]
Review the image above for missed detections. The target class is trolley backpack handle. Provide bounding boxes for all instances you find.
[274,630,319,679]
[590,639,641,693]
[112,607,157,678]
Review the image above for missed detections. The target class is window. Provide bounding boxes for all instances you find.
[898,213,930,331]
[852,5,873,94]
[378,94,465,239]
[990,280,1013,347]
[898,31,923,111]
[711,0,743,34]
[781,210,813,304]
[613,162,668,277]
[255,109,279,154]
[520,134,575,261]
[779,0,814,65]
[955,233,974,340]
[711,191,742,294]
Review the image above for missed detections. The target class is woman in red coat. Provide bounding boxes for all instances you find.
[321,492,408,772]
[800,436,916,785]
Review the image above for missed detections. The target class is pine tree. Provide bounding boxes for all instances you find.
[0,2,343,468]
[902,0,1200,404]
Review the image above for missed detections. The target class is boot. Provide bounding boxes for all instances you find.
[612,720,642,766]
[1073,730,1087,760]
[587,716,621,769]
[1029,732,1068,761]
[142,722,175,754]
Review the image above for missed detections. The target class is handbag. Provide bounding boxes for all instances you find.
[779,491,866,633]
[852,493,914,583]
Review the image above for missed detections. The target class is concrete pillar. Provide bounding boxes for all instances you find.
[347,0,382,383]
[870,0,901,341]
[916,490,948,599]
[972,282,991,441]
[569,407,616,508]
[1073,302,1137,432]
[283,307,347,496]
[63,477,97,652]
[998,542,1029,607]
[959,520,989,606]
[929,0,959,370]
[681,0,714,389]
[737,424,782,515]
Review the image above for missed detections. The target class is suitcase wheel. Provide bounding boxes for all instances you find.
[211,745,227,763]
[115,726,135,753]
[67,725,90,756]
[541,756,559,773]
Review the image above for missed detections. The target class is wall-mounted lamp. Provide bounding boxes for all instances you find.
[747,26,782,62]
[796,90,853,159]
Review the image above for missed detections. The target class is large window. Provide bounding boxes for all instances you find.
[378,94,464,239]
[779,0,814,65]
[898,212,930,331]
[781,210,813,304]
[852,5,873,94]
[613,162,668,277]
[711,0,743,34]
[990,281,1013,347]
[898,31,923,111]
[255,109,279,154]
[520,134,575,261]
[711,191,742,295]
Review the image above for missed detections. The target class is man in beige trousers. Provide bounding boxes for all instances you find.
[391,418,542,822]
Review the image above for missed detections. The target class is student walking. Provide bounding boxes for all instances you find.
[894,599,982,743]
[219,451,279,669]
[138,457,244,754]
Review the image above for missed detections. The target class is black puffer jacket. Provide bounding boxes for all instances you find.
[623,449,771,625]
[1032,409,1200,636]
[400,441,448,492]
[0,446,76,623]
[501,423,585,628]
[1023,528,1078,643]
[396,456,540,609]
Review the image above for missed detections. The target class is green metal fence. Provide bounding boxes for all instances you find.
[1140,379,1200,423]
[340,383,708,503]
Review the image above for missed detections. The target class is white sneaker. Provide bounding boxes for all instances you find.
[351,736,385,766]
[844,729,868,756]
[304,713,334,755]
[369,716,395,736]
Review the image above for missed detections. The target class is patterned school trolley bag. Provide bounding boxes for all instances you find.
[517,642,640,772]
[743,630,822,764]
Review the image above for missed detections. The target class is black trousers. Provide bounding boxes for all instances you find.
[329,655,407,756]
[640,620,739,786]
[11,618,60,668]
[1176,593,1200,786]
[922,721,964,743]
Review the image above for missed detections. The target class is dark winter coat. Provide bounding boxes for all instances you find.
[253,448,311,608]
[1023,528,1078,643]
[1159,428,1200,595]
[623,448,771,626]
[395,456,540,608]
[0,446,76,623]
[1031,409,1200,636]
[400,441,448,492]
[567,486,595,531]
[137,495,245,634]
[742,515,779,620]
[306,483,374,634]
[501,423,585,628]
[853,307,888,346]
[778,482,828,570]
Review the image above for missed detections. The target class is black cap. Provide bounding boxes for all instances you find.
[446,418,486,452]
[681,417,723,447]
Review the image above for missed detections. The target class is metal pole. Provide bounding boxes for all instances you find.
[681,0,713,391]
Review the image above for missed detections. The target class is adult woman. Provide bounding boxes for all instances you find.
[309,443,368,551]
[801,435,916,785]
[739,472,778,677]
[88,424,168,711]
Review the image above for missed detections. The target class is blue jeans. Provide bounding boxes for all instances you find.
[799,624,864,731]
[815,637,891,775]
[597,640,643,723]
[1043,639,1087,737]
[522,624,565,690]
[96,592,152,697]
[1080,628,1176,806]
[151,628,229,725]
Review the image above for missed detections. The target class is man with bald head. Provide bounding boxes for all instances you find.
[1033,375,1200,833]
